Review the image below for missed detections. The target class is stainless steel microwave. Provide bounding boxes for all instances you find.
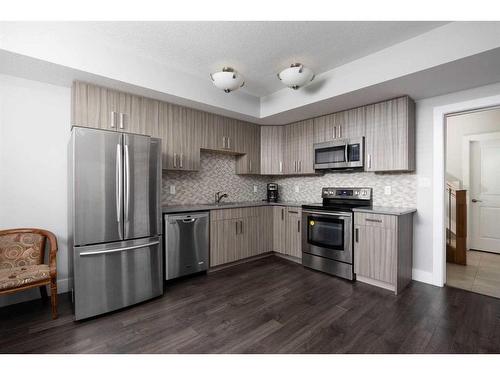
[313,137,364,170]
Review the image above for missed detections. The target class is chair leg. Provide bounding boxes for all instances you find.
[39,285,48,301]
[50,278,58,319]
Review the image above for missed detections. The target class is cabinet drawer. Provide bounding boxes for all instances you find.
[210,206,261,221]
[354,212,396,229]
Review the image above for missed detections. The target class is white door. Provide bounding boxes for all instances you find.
[470,139,500,253]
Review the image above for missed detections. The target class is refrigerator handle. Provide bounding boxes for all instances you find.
[116,143,123,240]
[124,144,130,224]
[80,240,160,257]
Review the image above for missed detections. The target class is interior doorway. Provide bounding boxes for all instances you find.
[445,106,500,298]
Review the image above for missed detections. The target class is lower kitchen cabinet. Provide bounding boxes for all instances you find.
[273,206,301,259]
[354,211,414,295]
[284,207,302,258]
[210,206,271,267]
[272,206,287,253]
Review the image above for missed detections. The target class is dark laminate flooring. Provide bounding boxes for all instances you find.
[1,255,500,353]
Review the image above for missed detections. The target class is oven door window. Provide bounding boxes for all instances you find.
[307,215,344,250]
[347,143,360,162]
[315,145,346,165]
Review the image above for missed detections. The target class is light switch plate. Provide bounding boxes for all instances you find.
[384,186,392,195]
[170,185,176,195]
[294,185,300,193]
[253,185,258,193]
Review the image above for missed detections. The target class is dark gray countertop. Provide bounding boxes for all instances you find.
[352,206,417,216]
[162,201,315,214]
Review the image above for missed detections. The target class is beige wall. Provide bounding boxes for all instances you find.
[446,107,500,186]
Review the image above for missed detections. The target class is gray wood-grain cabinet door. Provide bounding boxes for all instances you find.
[272,206,287,253]
[159,102,200,171]
[235,123,261,174]
[365,96,415,172]
[72,82,119,131]
[210,218,237,267]
[336,107,366,138]
[285,207,302,258]
[260,126,285,175]
[284,123,298,174]
[127,96,159,137]
[354,224,397,284]
[313,113,336,143]
[296,119,315,174]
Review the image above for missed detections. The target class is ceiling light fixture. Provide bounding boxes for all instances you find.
[210,67,245,93]
[277,63,315,90]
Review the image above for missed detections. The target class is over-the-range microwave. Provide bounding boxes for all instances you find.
[313,136,364,170]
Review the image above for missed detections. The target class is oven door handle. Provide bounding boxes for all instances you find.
[302,210,351,219]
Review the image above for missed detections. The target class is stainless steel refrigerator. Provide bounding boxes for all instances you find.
[69,127,163,320]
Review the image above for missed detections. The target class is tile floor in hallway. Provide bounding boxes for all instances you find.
[447,250,500,298]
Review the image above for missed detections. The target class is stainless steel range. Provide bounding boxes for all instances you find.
[301,187,372,280]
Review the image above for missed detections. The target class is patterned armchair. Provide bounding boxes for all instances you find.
[0,228,58,319]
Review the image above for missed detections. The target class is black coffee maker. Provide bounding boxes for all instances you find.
[267,183,279,203]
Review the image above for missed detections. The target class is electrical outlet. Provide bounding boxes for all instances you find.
[253,185,258,193]
[384,186,392,195]
[294,185,300,193]
[170,185,176,195]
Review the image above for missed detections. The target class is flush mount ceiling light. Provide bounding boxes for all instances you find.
[210,67,245,93]
[277,63,315,90]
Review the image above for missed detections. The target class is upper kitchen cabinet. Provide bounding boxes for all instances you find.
[159,102,201,171]
[313,107,366,143]
[313,113,335,143]
[200,113,237,153]
[260,126,285,175]
[337,107,366,138]
[72,82,119,131]
[127,96,160,137]
[364,96,416,172]
[71,82,159,137]
[235,123,261,175]
[284,119,315,174]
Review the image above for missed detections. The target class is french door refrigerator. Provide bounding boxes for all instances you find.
[69,127,163,320]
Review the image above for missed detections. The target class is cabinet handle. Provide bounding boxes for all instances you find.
[297,220,300,233]
[180,153,183,168]
[173,153,177,168]
[249,160,252,172]
[222,136,226,149]
[119,113,125,129]
[333,126,336,139]
[294,161,297,172]
[367,154,371,169]
[235,221,238,234]
[240,220,243,234]
[227,137,231,149]
[339,125,342,138]
[279,161,283,173]
[355,228,359,243]
[299,160,301,172]
[110,111,116,128]
[281,208,284,221]
[365,218,382,223]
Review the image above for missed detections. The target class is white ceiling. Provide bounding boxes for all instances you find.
[53,21,447,97]
[3,21,500,125]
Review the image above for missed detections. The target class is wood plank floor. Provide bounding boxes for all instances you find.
[1,255,500,353]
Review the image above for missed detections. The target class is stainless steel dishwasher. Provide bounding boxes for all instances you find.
[164,211,209,280]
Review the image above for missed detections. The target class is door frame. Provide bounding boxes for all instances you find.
[434,95,500,287]
[462,132,500,251]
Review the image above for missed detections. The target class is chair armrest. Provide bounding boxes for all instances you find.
[46,231,58,278]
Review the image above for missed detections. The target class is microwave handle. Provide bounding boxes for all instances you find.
[344,144,348,163]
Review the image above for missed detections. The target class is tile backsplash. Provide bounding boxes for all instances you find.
[162,151,417,207]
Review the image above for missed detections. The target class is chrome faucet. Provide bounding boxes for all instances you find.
[215,191,228,204]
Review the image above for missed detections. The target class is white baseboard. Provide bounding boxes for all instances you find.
[412,268,436,285]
